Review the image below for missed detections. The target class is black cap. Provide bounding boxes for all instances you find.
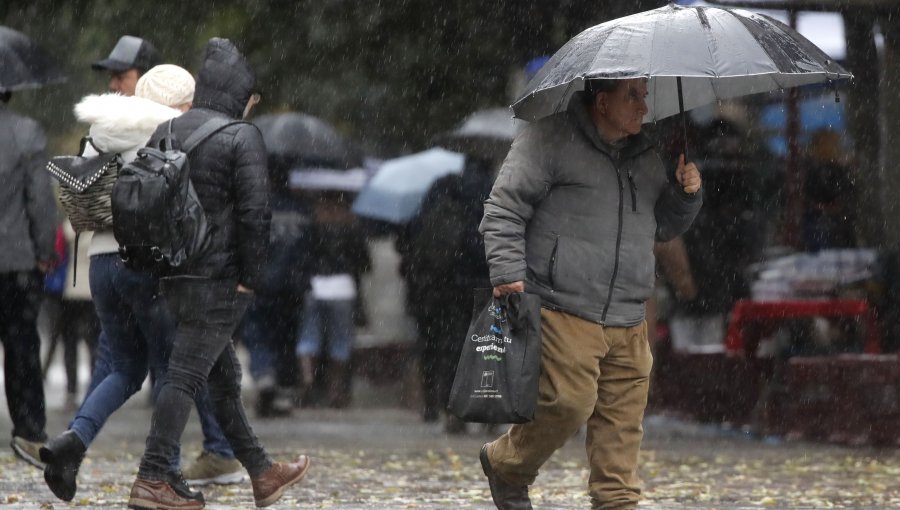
[92,35,161,73]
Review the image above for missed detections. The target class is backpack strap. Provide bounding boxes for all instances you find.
[179,118,252,155]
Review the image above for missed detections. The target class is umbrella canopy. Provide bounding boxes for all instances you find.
[0,26,66,92]
[253,112,364,170]
[432,108,524,161]
[352,148,465,224]
[513,3,851,123]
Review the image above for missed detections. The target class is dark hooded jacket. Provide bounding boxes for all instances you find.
[147,38,270,288]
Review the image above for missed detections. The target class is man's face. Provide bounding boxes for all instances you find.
[595,78,649,139]
[108,68,141,96]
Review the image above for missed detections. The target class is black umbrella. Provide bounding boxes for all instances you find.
[253,112,364,170]
[432,107,524,162]
[0,26,66,92]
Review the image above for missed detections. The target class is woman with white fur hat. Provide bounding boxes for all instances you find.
[39,64,240,503]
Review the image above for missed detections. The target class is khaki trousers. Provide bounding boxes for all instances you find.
[486,308,652,510]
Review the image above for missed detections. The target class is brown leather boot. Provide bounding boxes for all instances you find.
[297,356,321,408]
[128,472,205,510]
[251,456,311,507]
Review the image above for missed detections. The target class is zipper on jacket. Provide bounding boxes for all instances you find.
[548,235,559,290]
[602,165,626,323]
[626,169,637,212]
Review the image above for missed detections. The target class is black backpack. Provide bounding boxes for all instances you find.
[111,117,247,274]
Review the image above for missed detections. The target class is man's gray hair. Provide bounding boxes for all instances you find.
[584,79,622,103]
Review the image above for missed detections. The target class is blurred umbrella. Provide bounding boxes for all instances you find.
[0,26,66,91]
[289,168,368,192]
[514,4,851,135]
[352,148,465,224]
[432,108,524,161]
[254,112,364,170]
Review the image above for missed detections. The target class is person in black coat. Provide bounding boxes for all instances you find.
[397,156,496,431]
[239,163,316,417]
[129,38,309,510]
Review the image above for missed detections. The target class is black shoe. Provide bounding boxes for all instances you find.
[480,444,532,510]
[445,414,467,435]
[40,430,86,502]
[166,471,205,504]
[423,406,439,423]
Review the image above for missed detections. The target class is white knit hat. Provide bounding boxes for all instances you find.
[134,64,195,108]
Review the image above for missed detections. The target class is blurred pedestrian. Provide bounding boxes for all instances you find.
[479,78,702,509]
[0,89,58,468]
[296,189,369,409]
[39,220,100,411]
[652,115,769,352]
[239,163,316,418]
[396,155,498,432]
[129,39,309,510]
[802,128,856,251]
[92,35,161,95]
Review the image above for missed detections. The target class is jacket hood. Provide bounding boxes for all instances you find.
[74,93,181,154]
[192,38,255,119]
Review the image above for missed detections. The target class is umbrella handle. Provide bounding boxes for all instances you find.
[677,76,689,162]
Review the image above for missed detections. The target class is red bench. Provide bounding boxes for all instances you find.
[724,299,880,356]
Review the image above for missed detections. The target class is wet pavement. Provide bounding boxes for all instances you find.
[2,371,900,509]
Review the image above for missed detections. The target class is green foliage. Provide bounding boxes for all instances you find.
[2,0,662,157]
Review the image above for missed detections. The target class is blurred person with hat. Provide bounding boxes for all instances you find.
[92,35,161,96]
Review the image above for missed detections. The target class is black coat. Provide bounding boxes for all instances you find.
[147,38,270,288]
[398,158,494,323]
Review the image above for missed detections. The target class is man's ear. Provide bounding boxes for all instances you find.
[593,92,606,115]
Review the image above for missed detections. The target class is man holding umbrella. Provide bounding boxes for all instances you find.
[478,2,851,506]
[479,77,701,509]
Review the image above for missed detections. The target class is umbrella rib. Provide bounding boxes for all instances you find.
[696,7,721,80]
[585,24,620,79]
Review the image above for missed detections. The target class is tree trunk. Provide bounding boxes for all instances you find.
[879,13,900,251]
[843,10,883,248]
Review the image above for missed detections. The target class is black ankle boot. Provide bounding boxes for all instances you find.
[40,430,86,501]
[165,471,206,504]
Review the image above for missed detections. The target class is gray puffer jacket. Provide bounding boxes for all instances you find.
[480,97,702,327]
[0,105,57,272]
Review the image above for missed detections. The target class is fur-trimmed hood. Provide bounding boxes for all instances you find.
[74,93,182,158]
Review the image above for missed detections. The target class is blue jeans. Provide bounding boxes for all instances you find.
[296,296,355,362]
[240,300,277,382]
[74,255,234,462]
[139,278,270,479]
[241,293,302,385]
